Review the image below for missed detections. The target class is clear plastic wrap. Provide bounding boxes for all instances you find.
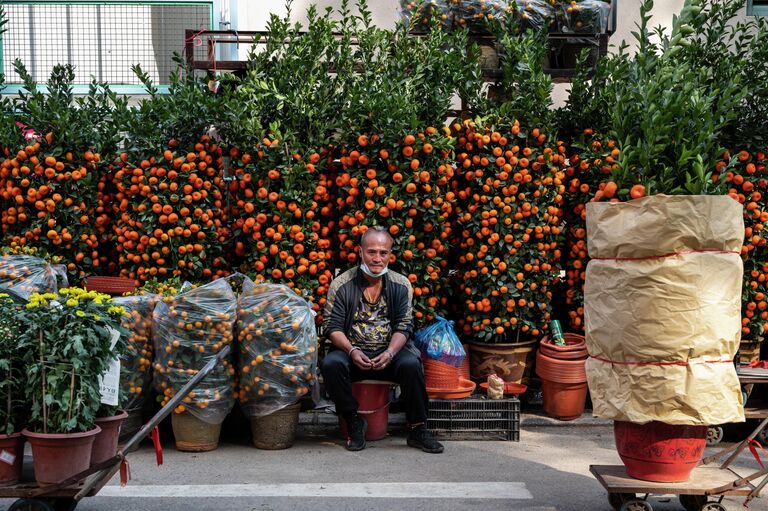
[448,0,513,33]
[115,293,158,411]
[153,279,236,424]
[237,278,317,418]
[414,316,466,367]
[400,0,452,32]
[0,255,68,300]
[516,0,555,31]
[556,0,610,34]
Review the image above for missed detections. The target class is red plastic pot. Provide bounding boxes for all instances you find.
[82,276,138,296]
[614,421,707,482]
[423,358,460,389]
[539,333,587,360]
[91,410,129,466]
[339,380,391,441]
[23,426,101,484]
[0,433,24,485]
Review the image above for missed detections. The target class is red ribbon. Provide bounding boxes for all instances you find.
[151,426,163,466]
[591,249,740,262]
[589,355,733,367]
[120,457,131,487]
[748,437,768,469]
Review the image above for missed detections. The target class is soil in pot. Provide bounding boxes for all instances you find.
[614,421,707,483]
[251,403,301,450]
[91,410,129,466]
[469,340,537,384]
[23,426,101,485]
[172,411,222,452]
[0,433,24,485]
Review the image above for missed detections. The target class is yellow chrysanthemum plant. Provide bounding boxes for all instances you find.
[17,288,128,433]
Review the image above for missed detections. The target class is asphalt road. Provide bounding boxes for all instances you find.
[3,420,767,511]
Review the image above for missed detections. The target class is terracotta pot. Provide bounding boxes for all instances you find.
[614,421,707,482]
[251,403,301,450]
[539,333,588,360]
[91,410,128,466]
[535,351,587,384]
[171,412,222,452]
[469,340,537,384]
[541,381,588,420]
[23,426,101,485]
[0,433,24,485]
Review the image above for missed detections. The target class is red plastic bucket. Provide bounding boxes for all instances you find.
[339,380,391,441]
[614,421,707,482]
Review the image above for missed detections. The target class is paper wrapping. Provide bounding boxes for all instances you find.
[584,195,745,425]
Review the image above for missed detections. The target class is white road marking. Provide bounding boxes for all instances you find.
[98,482,532,499]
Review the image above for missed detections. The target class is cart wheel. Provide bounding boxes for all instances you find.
[706,426,724,446]
[608,493,637,511]
[680,494,708,511]
[700,503,726,511]
[50,498,78,511]
[8,498,55,511]
[620,500,653,511]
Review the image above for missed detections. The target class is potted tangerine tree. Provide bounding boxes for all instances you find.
[0,293,25,485]
[17,288,127,484]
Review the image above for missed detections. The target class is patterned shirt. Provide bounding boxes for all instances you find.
[349,295,391,352]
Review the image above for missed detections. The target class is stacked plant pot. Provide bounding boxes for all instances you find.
[535,333,588,420]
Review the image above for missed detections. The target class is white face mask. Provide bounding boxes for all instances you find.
[360,255,389,278]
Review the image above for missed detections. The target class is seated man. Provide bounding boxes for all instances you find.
[321,226,443,453]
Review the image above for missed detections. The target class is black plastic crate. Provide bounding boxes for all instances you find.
[427,397,520,441]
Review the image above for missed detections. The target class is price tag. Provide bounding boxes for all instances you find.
[0,450,16,466]
[98,327,122,406]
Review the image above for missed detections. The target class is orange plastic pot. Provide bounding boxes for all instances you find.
[539,333,587,360]
[536,350,588,421]
[23,426,101,484]
[423,358,460,389]
[614,421,707,482]
[0,433,24,485]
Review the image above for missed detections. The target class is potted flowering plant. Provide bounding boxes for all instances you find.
[0,293,25,484]
[17,288,127,484]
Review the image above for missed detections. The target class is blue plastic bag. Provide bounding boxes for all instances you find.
[413,316,466,367]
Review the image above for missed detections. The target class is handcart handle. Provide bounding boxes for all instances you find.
[71,344,233,501]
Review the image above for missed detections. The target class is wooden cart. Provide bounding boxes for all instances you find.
[2,345,231,511]
[591,416,768,511]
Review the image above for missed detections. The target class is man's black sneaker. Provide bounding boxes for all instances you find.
[345,414,367,451]
[407,425,444,454]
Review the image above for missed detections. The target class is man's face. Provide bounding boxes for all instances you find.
[360,233,393,274]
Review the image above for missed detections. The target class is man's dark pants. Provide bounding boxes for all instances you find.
[321,348,429,424]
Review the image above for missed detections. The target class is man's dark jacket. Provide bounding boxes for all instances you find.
[322,266,419,356]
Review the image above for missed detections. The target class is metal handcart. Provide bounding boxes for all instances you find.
[1,345,231,511]
[591,416,768,511]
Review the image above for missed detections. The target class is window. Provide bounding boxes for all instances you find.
[748,0,768,16]
[1,1,214,94]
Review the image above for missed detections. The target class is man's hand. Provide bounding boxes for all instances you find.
[371,350,394,371]
[350,349,373,370]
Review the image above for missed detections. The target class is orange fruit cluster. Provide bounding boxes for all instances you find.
[562,131,621,331]
[715,150,768,339]
[111,135,230,282]
[236,281,317,415]
[0,134,112,280]
[115,293,158,410]
[451,119,565,341]
[333,130,455,325]
[228,138,334,319]
[153,279,236,419]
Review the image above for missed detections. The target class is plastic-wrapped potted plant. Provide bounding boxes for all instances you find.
[0,293,25,484]
[237,279,317,450]
[17,288,127,484]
